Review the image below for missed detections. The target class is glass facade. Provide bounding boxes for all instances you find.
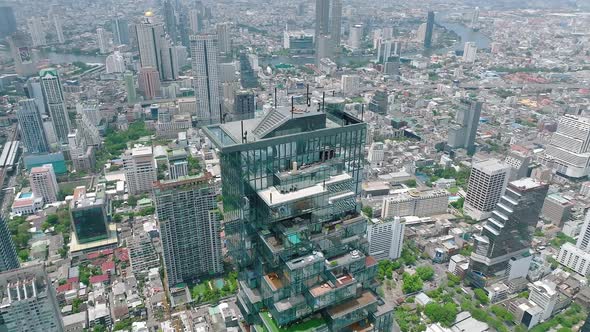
[468,178,548,288]
[205,107,393,331]
[72,205,108,244]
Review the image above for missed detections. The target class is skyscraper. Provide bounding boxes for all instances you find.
[160,37,179,81]
[216,22,231,55]
[111,17,129,45]
[52,15,65,44]
[204,102,394,331]
[240,53,258,89]
[154,174,223,286]
[0,216,19,273]
[464,159,511,221]
[190,34,222,124]
[163,0,178,42]
[233,91,255,121]
[0,265,63,331]
[16,99,50,154]
[25,78,47,116]
[136,14,165,79]
[39,69,71,144]
[123,146,156,195]
[463,41,478,63]
[138,67,161,100]
[349,24,363,50]
[105,51,125,74]
[447,99,482,154]
[8,33,37,77]
[28,17,47,47]
[70,186,109,244]
[424,11,435,48]
[30,164,59,205]
[330,0,342,50]
[97,27,109,54]
[544,115,590,178]
[124,72,137,104]
[467,178,548,287]
[315,0,330,41]
[0,6,16,37]
[189,9,200,34]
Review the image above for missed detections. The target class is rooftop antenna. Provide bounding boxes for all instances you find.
[322,91,325,112]
[291,96,294,119]
[274,87,277,109]
[306,84,310,107]
[241,120,245,143]
[219,103,223,124]
[361,104,365,122]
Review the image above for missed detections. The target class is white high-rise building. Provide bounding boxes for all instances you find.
[105,51,125,74]
[382,189,449,218]
[367,217,405,261]
[216,22,231,54]
[123,146,157,195]
[189,9,200,34]
[349,24,363,50]
[368,142,385,164]
[463,42,477,63]
[136,14,165,79]
[97,27,109,54]
[30,164,59,204]
[471,7,480,29]
[577,213,590,252]
[464,159,511,221]
[16,99,50,154]
[416,23,427,42]
[39,68,71,144]
[52,15,65,44]
[341,75,360,95]
[160,37,179,81]
[544,115,590,178]
[190,34,222,124]
[28,17,46,47]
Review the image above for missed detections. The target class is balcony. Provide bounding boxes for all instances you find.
[326,291,378,327]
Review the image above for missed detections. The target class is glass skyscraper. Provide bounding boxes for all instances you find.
[205,104,393,331]
[468,178,548,288]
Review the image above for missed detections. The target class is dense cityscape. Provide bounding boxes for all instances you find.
[0,0,589,331]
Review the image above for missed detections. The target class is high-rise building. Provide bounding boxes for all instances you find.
[136,14,165,79]
[8,33,37,77]
[124,72,137,104]
[330,0,342,50]
[505,147,531,181]
[0,216,19,272]
[25,78,47,115]
[39,69,71,144]
[0,6,16,37]
[424,11,435,48]
[155,174,223,286]
[577,213,590,252]
[163,0,178,42]
[314,0,330,42]
[189,9,200,34]
[0,265,63,331]
[467,178,548,287]
[233,91,255,121]
[128,231,160,279]
[240,53,258,89]
[28,17,46,47]
[70,186,109,244]
[123,146,156,195]
[106,51,125,74]
[557,212,590,276]
[111,17,130,45]
[160,37,179,81]
[381,189,449,218]
[52,15,65,44]
[16,99,50,154]
[97,28,109,54]
[216,22,231,54]
[204,103,394,331]
[447,99,482,154]
[190,34,222,124]
[544,115,590,178]
[349,24,363,50]
[470,7,480,30]
[368,217,405,261]
[177,10,190,47]
[341,75,360,95]
[464,159,511,221]
[541,193,574,228]
[463,42,477,63]
[138,67,161,100]
[30,164,59,204]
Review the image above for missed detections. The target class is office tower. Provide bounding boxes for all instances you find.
[369,90,388,114]
[233,91,255,121]
[8,33,37,77]
[106,51,125,74]
[471,7,480,29]
[52,15,65,44]
[189,9,200,34]
[467,178,548,287]
[97,28,109,54]
[25,78,47,116]
[341,75,360,95]
[447,99,482,154]
[557,212,590,276]
[384,57,400,76]
[0,216,19,272]
[68,129,94,172]
[240,53,258,89]
[136,14,165,79]
[377,39,395,63]
[368,142,385,164]
[203,103,394,331]
[160,38,179,81]
[163,0,178,42]
[463,42,477,63]
[28,17,46,47]
[330,0,342,50]
[368,217,405,261]
[16,99,50,154]
[70,186,108,244]
[349,24,363,50]
[39,69,71,144]
[76,113,101,147]
[219,62,238,83]
[0,265,63,331]
[464,159,511,221]
[138,67,161,100]
[382,189,449,218]
[316,34,332,64]
[124,72,137,103]
[314,0,330,41]
[124,146,156,195]
[216,23,231,54]
[0,6,16,37]
[541,193,574,228]
[190,34,222,124]
[424,11,435,48]
[155,174,223,286]
[505,147,531,181]
[177,10,190,47]
[111,17,129,45]
[30,164,58,204]
[544,115,590,178]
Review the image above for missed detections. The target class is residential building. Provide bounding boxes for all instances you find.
[96,28,109,54]
[544,115,590,178]
[123,146,156,195]
[341,75,360,95]
[52,14,65,44]
[154,174,223,286]
[368,142,385,164]
[40,68,71,144]
[463,159,510,221]
[216,22,231,54]
[541,193,574,228]
[528,280,559,321]
[128,232,160,279]
[577,213,590,252]
[367,217,405,260]
[557,243,590,276]
[135,14,165,79]
[504,148,531,181]
[447,99,482,154]
[16,99,50,154]
[349,24,363,50]
[462,42,477,63]
[382,189,449,218]
[106,51,125,74]
[30,164,59,204]
[0,265,63,331]
[0,216,19,272]
[233,91,256,121]
[28,17,46,47]
[204,103,394,331]
[190,34,222,124]
[467,178,549,287]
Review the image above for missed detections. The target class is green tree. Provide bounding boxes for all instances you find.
[424,302,458,327]
[416,266,435,281]
[402,273,423,294]
[474,288,489,304]
[362,205,373,217]
[404,179,417,187]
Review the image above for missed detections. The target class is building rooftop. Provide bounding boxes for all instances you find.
[131,146,153,157]
[510,178,545,191]
[326,291,377,319]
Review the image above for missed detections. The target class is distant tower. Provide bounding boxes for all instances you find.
[189,9,200,34]
[471,7,480,29]
[190,34,222,124]
[0,6,17,37]
[447,99,482,153]
[233,91,255,121]
[28,17,47,47]
[39,68,71,144]
[111,17,130,45]
[463,42,477,63]
[464,158,511,221]
[163,0,178,42]
[138,67,161,100]
[330,0,342,51]
[52,15,65,44]
[314,0,330,40]
[97,28,110,54]
[136,13,165,79]
[124,72,137,104]
[216,22,231,55]
[349,24,363,50]
[16,99,50,154]
[8,33,37,76]
[106,51,125,74]
[424,11,435,48]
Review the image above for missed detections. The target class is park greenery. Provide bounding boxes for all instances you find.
[419,165,471,188]
[424,302,458,327]
[96,121,154,170]
[550,232,576,248]
[402,273,423,294]
[415,266,434,281]
[190,271,238,304]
